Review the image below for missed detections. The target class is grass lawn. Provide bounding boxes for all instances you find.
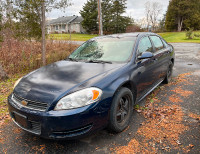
[49,32,200,43]
[48,33,98,41]
[0,74,25,126]
[158,31,200,43]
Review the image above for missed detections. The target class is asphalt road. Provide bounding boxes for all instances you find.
[0,43,200,154]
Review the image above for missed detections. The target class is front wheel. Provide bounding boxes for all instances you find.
[108,87,134,133]
[163,61,173,84]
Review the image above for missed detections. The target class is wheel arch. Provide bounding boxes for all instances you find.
[114,80,137,104]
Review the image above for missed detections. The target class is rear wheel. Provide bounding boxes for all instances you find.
[108,87,134,133]
[163,61,173,84]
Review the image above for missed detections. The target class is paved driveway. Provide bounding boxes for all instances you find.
[0,43,200,153]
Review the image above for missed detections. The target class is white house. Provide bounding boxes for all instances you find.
[46,16,85,34]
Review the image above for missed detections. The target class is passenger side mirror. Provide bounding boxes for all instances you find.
[138,52,153,60]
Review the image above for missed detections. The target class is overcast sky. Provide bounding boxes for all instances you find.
[47,0,170,20]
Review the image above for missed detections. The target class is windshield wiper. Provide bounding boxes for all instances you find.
[86,60,112,64]
[67,57,79,62]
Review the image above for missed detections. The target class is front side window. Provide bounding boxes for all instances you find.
[137,37,153,56]
[150,36,164,51]
[161,39,168,47]
[69,37,136,63]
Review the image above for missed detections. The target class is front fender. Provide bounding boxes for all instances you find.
[95,64,137,102]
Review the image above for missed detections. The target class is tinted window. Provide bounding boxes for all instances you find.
[162,39,168,47]
[137,37,153,56]
[150,36,164,51]
[69,37,136,62]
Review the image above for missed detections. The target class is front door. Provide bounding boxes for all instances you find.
[134,36,159,99]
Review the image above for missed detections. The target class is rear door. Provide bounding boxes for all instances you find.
[149,35,170,80]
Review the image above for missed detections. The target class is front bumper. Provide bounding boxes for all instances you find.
[7,94,110,139]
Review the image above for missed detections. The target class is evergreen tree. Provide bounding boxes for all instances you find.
[111,0,129,33]
[14,0,71,39]
[102,0,113,33]
[80,0,132,34]
[165,0,200,31]
[80,0,98,33]
[14,0,42,40]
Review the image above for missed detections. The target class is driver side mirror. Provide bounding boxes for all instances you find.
[138,52,153,60]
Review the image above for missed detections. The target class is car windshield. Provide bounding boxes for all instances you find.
[68,37,136,63]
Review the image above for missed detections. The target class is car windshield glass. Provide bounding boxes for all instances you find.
[68,37,136,63]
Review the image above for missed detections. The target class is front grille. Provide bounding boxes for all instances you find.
[30,121,41,135]
[12,93,48,111]
[12,119,41,135]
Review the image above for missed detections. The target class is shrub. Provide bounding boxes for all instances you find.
[104,31,113,35]
[126,25,143,33]
[185,28,194,39]
[91,31,98,35]
[194,33,200,38]
[0,38,78,76]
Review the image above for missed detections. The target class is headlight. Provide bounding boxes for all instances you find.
[54,87,103,110]
[13,77,23,89]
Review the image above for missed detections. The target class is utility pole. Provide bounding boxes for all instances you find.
[41,1,46,65]
[97,0,103,35]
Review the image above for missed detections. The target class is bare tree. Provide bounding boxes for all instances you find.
[14,0,72,66]
[145,1,151,31]
[145,1,162,31]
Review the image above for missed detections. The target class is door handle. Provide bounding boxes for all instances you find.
[153,57,158,61]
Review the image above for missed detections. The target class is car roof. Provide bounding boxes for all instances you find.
[93,32,158,39]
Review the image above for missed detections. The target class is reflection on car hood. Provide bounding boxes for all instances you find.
[14,60,124,103]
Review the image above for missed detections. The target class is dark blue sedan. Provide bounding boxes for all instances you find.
[7,32,174,139]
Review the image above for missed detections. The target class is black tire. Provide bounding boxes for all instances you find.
[108,87,134,133]
[163,61,173,84]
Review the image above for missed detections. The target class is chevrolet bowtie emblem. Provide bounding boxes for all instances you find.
[21,100,28,106]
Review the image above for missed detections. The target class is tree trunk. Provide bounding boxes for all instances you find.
[177,16,183,32]
[97,0,103,35]
[0,64,8,80]
[41,2,46,65]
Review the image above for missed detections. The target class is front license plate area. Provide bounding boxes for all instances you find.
[13,112,29,129]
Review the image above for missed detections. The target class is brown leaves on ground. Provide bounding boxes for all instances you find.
[169,72,193,86]
[169,75,194,104]
[169,95,183,103]
[138,105,186,147]
[114,72,196,153]
[115,138,156,154]
[116,105,186,154]
[13,128,22,134]
[183,144,195,153]
[31,145,46,153]
[188,113,200,120]
[171,87,194,97]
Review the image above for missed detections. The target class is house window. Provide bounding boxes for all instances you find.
[55,25,59,30]
[62,25,65,30]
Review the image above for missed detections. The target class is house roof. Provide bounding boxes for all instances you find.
[72,16,84,23]
[47,16,83,25]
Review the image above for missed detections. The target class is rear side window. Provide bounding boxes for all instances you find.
[150,36,164,51]
[137,37,153,56]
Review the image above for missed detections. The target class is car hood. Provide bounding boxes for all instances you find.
[14,60,124,104]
